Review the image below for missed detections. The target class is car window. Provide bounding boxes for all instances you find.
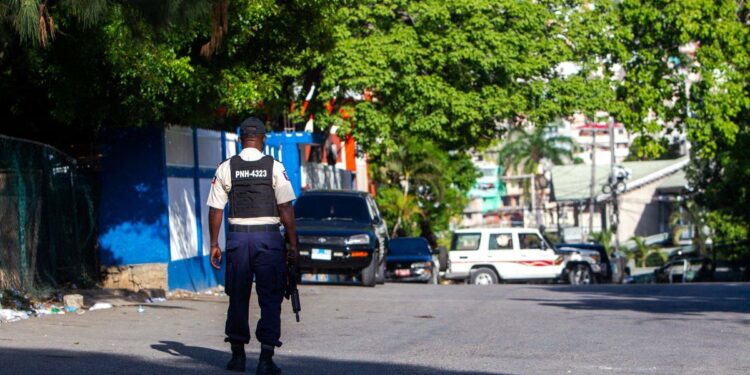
[294,195,370,223]
[365,196,379,221]
[489,234,513,250]
[518,233,543,250]
[452,233,481,251]
[389,238,431,256]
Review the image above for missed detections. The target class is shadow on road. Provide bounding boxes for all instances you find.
[0,343,507,375]
[512,284,750,316]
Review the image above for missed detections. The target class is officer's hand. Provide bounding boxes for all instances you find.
[210,245,222,270]
[286,246,300,266]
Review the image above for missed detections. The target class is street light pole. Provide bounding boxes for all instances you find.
[588,130,596,237]
[609,118,621,256]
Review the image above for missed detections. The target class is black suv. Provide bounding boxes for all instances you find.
[294,190,389,287]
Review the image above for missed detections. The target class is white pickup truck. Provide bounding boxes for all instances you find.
[443,228,605,285]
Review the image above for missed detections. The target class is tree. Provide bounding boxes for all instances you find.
[0,0,344,141]
[319,0,610,155]
[589,230,613,255]
[669,200,711,256]
[376,187,423,238]
[497,123,574,215]
[611,0,750,258]
[372,137,477,243]
[0,0,108,47]
[383,141,443,198]
[626,135,681,161]
[629,236,664,267]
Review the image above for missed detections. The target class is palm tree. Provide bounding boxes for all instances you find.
[378,188,423,238]
[589,230,613,254]
[384,143,443,199]
[669,200,711,255]
[629,236,664,267]
[380,141,444,237]
[0,0,107,47]
[497,123,574,218]
[1,1,222,53]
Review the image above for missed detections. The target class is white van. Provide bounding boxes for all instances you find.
[444,228,602,285]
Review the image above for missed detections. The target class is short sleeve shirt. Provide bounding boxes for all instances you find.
[207,148,296,225]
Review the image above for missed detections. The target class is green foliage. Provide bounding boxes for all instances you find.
[612,0,750,255]
[321,0,606,150]
[497,122,574,206]
[1,0,749,258]
[669,200,711,255]
[498,123,575,174]
[376,187,423,238]
[373,136,477,241]
[706,211,749,261]
[589,230,613,255]
[628,236,663,267]
[643,251,666,268]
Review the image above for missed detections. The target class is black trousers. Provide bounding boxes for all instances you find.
[224,230,286,347]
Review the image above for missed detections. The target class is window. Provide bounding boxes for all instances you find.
[518,233,543,250]
[365,196,379,221]
[390,238,431,256]
[489,234,513,250]
[294,195,370,223]
[451,233,481,251]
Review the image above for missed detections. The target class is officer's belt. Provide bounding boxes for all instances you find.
[228,224,280,233]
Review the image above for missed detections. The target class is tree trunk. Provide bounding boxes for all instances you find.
[391,216,402,238]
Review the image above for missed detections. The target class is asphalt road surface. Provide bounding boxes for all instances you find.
[1,283,749,375]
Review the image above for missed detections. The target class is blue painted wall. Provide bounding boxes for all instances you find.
[168,255,224,292]
[99,127,170,265]
[265,131,324,198]
[99,127,329,291]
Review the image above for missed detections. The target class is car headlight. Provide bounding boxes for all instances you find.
[345,234,370,245]
[410,262,433,269]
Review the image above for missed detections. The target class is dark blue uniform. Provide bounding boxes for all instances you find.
[225,229,286,346]
[221,154,287,348]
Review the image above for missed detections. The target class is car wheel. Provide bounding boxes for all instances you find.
[360,253,378,287]
[569,264,593,285]
[427,267,439,284]
[438,247,448,272]
[470,267,498,285]
[375,258,386,284]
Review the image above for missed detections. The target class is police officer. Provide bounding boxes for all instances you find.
[207,117,298,374]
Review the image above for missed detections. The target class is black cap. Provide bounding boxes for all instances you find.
[239,117,266,137]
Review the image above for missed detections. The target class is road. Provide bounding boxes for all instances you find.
[1,283,749,375]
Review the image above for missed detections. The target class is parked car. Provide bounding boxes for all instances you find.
[654,257,714,283]
[294,190,389,287]
[555,243,612,283]
[553,243,631,283]
[443,228,604,285]
[385,237,441,284]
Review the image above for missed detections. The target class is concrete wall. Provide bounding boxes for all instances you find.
[619,177,662,240]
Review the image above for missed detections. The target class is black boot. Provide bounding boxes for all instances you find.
[226,342,246,372]
[255,344,281,375]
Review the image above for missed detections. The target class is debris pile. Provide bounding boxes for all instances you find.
[0,288,172,324]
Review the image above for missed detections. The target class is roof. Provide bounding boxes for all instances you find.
[656,169,688,194]
[551,157,689,202]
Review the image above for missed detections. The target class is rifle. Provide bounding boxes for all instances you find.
[285,250,302,322]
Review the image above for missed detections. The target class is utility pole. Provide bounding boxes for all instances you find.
[588,129,596,237]
[609,119,620,255]
[531,176,537,227]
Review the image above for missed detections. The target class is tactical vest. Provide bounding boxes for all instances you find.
[229,155,278,218]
